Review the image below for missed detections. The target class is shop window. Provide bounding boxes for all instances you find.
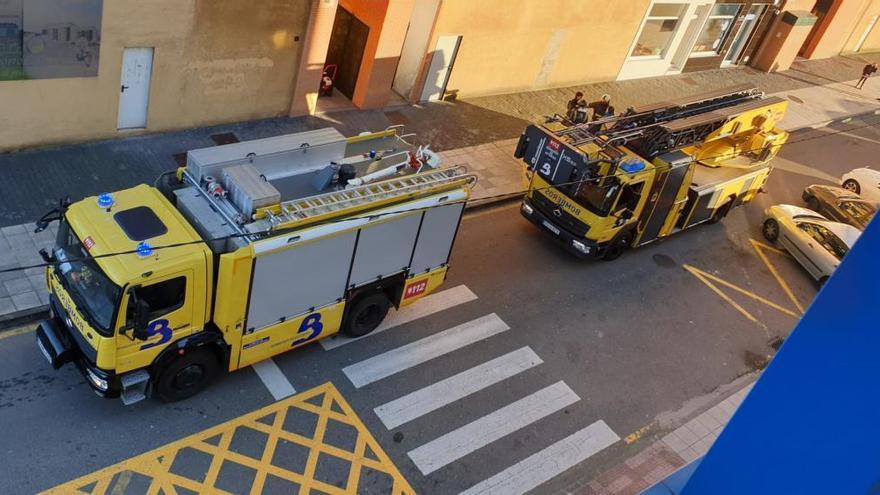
[692,4,742,56]
[631,3,688,58]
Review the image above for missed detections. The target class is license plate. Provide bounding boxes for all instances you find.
[37,336,52,365]
[542,220,561,236]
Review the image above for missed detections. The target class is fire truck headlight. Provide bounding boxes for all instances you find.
[571,240,590,254]
[521,202,534,216]
[86,368,108,391]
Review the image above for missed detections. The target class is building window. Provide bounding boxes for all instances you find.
[691,4,741,56]
[631,3,688,58]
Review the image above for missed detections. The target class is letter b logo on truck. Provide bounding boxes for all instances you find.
[292,313,323,347]
[139,319,173,350]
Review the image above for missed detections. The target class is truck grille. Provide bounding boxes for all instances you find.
[531,192,590,237]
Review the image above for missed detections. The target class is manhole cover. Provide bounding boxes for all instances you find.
[210,132,240,146]
[787,95,804,104]
[652,253,676,268]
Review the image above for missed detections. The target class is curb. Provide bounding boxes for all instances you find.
[0,305,48,332]
[465,191,525,211]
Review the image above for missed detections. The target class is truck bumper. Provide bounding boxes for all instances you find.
[520,198,603,259]
[35,303,120,398]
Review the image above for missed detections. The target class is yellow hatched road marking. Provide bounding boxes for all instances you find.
[684,238,807,329]
[41,382,414,495]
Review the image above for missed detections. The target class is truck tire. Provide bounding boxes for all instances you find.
[343,292,391,337]
[707,200,733,224]
[602,231,633,261]
[154,349,219,402]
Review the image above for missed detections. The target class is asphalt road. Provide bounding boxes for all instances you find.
[1,113,877,494]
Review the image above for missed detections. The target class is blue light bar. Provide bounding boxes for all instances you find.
[136,242,153,258]
[620,159,646,174]
[96,193,114,209]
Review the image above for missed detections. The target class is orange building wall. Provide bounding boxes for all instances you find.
[426,0,651,98]
[843,0,880,53]
[803,0,872,59]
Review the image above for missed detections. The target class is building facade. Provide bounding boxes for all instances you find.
[1,0,878,151]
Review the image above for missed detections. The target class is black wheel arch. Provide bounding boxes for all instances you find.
[345,271,408,311]
[150,326,229,379]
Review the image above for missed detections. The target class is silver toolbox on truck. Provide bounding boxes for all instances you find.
[186,128,347,183]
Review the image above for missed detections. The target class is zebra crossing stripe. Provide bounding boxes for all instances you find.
[459,420,620,495]
[321,285,478,350]
[407,381,580,475]
[374,347,543,429]
[342,313,509,388]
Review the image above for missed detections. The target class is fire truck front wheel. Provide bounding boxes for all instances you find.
[343,293,391,337]
[154,349,220,402]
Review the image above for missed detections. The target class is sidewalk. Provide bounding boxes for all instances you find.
[558,377,757,495]
[1,53,880,322]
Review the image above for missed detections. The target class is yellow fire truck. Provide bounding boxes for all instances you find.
[34,127,475,404]
[515,85,788,260]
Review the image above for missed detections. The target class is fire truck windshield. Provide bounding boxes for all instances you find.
[565,174,621,217]
[53,220,121,335]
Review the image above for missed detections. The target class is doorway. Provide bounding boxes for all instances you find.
[117,47,154,130]
[325,7,369,101]
[723,4,768,66]
[799,0,835,57]
[421,34,461,102]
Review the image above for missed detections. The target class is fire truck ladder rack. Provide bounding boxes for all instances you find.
[261,166,477,230]
[552,85,767,158]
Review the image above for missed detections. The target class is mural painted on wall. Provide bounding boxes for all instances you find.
[0,0,102,81]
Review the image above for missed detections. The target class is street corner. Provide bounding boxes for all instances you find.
[41,382,414,495]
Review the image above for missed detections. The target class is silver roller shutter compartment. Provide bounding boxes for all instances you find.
[348,213,422,287]
[247,231,356,331]
[409,203,464,274]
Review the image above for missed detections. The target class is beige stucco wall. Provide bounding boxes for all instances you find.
[843,0,880,53]
[806,0,872,59]
[428,0,650,98]
[0,0,310,151]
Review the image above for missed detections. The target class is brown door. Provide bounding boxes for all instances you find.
[325,7,369,100]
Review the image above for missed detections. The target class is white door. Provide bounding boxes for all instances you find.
[117,47,154,130]
[420,35,461,102]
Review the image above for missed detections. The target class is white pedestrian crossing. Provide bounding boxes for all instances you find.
[321,285,478,350]
[374,347,543,429]
[407,381,581,475]
[459,421,620,495]
[342,313,509,388]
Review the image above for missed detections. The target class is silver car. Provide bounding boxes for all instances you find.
[762,205,861,284]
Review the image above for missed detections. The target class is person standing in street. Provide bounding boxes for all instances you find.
[856,63,878,89]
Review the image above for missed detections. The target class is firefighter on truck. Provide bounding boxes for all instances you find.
[515,85,789,260]
[34,127,475,404]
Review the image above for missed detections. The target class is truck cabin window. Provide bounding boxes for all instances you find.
[128,277,186,324]
[569,175,621,216]
[54,220,121,335]
[617,182,644,214]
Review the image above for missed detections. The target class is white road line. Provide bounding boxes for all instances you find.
[374,347,543,430]
[321,285,478,350]
[459,421,620,495]
[251,358,296,401]
[407,381,580,475]
[342,313,509,389]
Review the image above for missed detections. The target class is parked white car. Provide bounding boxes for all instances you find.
[841,167,880,205]
[762,205,861,284]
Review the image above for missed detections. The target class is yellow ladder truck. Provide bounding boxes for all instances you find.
[34,127,476,404]
[515,85,789,260]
